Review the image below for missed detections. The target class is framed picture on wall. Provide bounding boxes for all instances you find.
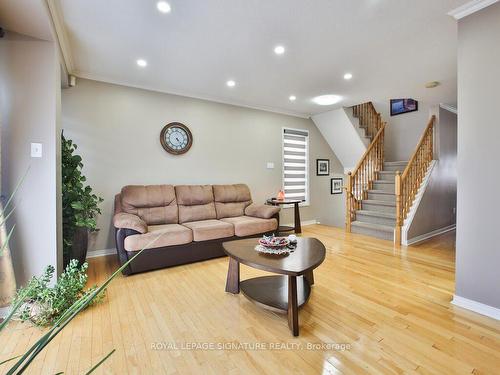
[331,178,343,194]
[390,98,418,116]
[316,159,330,176]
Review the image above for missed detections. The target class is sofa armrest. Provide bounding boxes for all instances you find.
[245,204,280,219]
[113,213,147,234]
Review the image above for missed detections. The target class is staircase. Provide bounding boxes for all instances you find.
[345,102,436,244]
[351,161,406,241]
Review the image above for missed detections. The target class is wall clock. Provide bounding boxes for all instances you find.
[160,122,193,155]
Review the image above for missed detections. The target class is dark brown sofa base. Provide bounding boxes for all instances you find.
[116,216,279,276]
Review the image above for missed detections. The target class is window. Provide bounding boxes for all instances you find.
[282,128,309,204]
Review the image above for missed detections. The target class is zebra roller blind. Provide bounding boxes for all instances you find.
[282,128,309,203]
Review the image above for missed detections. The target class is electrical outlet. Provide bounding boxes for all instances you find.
[31,143,42,158]
[266,162,275,169]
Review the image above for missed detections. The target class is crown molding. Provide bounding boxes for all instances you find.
[448,0,499,20]
[45,0,74,74]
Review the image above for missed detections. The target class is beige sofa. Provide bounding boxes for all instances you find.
[114,184,280,275]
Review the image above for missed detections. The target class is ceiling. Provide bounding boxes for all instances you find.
[0,0,53,41]
[55,0,467,116]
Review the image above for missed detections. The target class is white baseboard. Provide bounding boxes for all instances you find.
[405,224,456,246]
[281,219,318,227]
[86,248,116,259]
[452,295,500,320]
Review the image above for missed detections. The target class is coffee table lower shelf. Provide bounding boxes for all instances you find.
[240,275,311,314]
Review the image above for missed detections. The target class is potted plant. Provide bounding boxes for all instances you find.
[61,133,103,267]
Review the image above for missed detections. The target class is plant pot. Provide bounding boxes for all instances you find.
[68,227,89,267]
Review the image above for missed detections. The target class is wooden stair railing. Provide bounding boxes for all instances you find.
[352,102,381,140]
[346,102,386,232]
[395,115,436,244]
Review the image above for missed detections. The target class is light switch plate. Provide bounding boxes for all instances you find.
[31,143,42,158]
[266,162,275,169]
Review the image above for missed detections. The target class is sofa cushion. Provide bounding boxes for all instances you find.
[175,185,216,223]
[182,219,234,242]
[121,185,178,225]
[221,216,278,237]
[213,184,253,219]
[124,224,193,252]
[245,204,280,219]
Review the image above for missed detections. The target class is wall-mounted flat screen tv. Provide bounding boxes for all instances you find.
[390,98,418,116]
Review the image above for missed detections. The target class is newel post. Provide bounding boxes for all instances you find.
[346,172,353,232]
[395,171,402,246]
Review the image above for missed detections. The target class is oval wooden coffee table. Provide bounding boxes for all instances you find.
[222,237,326,336]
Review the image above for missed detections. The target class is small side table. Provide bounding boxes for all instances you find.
[266,198,305,234]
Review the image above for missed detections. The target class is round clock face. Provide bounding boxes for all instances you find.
[160,122,193,155]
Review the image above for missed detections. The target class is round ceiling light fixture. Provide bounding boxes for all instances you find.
[425,81,440,88]
[312,94,342,106]
[274,45,285,55]
[136,59,148,67]
[344,73,353,80]
[226,80,236,87]
[289,95,296,101]
[157,1,171,13]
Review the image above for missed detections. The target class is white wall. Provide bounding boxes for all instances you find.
[311,107,367,173]
[373,100,435,162]
[62,79,345,252]
[455,3,500,310]
[0,32,61,285]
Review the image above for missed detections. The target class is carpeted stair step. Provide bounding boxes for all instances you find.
[383,161,407,172]
[377,170,397,181]
[351,221,394,241]
[367,190,396,202]
[361,200,396,214]
[355,210,396,226]
[372,180,395,192]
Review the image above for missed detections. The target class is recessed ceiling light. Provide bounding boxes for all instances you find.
[136,59,148,67]
[226,80,236,87]
[344,73,353,80]
[274,45,285,55]
[157,1,171,13]
[289,95,296,101]
[312,95,342,106]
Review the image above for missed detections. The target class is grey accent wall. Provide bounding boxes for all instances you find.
[456,3,500,309]
[373,100,435,162]
[406,106,457,240]
[0,32,61,286]
[61,79,345,252]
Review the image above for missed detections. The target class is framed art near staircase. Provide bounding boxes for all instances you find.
[316,159,330,176]
[331,178,343,194]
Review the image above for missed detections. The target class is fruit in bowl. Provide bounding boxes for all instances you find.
[259,235,290,248]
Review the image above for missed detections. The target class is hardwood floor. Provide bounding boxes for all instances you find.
[1,225,499,374]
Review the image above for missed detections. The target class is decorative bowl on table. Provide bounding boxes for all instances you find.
[255,235,292,255]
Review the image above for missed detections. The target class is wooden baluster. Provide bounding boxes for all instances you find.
[346,172,352,232]
[395,171,402,245]
[430,125,434,160]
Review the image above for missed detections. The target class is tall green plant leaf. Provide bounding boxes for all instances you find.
[85,349,115,374]
[7,234,162,374]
